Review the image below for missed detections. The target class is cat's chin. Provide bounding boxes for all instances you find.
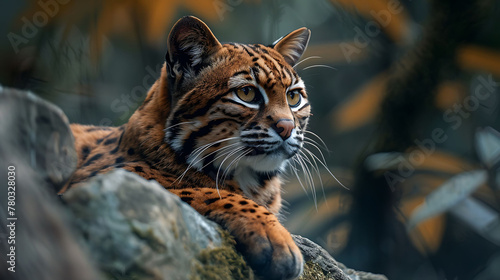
[238,152,289,173]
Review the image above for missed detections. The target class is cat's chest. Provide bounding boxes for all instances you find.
[163,167,283,214]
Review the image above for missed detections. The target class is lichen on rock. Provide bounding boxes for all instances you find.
[191,231,254,280]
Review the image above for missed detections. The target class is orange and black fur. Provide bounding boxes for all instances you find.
[62,16,311,279]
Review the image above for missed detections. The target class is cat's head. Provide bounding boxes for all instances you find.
[164,16,311,178]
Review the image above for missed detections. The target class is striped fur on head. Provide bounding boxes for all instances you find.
[164,16,311,192]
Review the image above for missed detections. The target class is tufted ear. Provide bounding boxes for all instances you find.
[272,27,311,67]
[166,16,222,93]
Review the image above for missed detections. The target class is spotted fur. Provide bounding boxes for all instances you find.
[64,16,311,280]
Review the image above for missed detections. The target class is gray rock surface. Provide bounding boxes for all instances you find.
[63,169,230,280]
[294,235,388,280]
[0,87,99,280]
[0,86,77,190]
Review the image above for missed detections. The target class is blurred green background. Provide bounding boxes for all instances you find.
[2,0,500,279]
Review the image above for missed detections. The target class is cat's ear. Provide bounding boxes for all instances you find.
[166,16,222,81]
[272,28,310,66]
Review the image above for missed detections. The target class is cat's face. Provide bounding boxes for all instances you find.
[164,16,310,178]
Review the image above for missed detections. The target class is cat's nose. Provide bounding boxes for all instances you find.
[273,119,294,140]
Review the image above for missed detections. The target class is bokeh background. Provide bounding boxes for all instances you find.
[2,0,500,279]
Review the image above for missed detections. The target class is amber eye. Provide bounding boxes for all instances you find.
[235,86,258,103]
[287,90,302,107]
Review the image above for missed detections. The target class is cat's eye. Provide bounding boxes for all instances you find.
[287,90,302,107]
[235,86,259,103]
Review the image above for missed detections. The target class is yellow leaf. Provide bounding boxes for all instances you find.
[18,0,261,58]
[402,150,475,175]
[330,72,388,131]
[184,0,221,22]
[330,0,412,44]
[434,81,467,111]
[457,45,500,77]
[144,0,178,44]
[301,41,369,65]
[398,196,446,254]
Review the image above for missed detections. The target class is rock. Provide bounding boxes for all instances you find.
[0,86,77,191]
[336,264,389,280]
[0,87,99,280]
[62,169,253,280]
[294,235,350,280]
[294,235,388,280]
[0,164,101,280]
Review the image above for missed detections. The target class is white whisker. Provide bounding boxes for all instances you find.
[290,159,309,198]
[164,121,196,132]
[302,148,328,207]
[297,152,316,196]
[190,137,239,160]
[175,138,239,183]
[304,136,330,153]
[296,153,317,209]
[304,140,328,164]
[221,149,252,185]
[195,143,240,170]
[293,56,322,69]
[300,149,323,187]
[301,64,337,71]
[305,130,329,151]
[215,147,246,196]
[307,151,348,190]
[180,144,242,184]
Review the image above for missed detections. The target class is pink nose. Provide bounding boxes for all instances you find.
[274,119,294,140]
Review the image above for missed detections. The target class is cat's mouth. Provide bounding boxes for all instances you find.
[240,136,301,160]
[245,143,298,159]
[204,140,301,174]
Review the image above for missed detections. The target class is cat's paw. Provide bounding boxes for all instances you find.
[235,220,303,280]
[173,189,303,279]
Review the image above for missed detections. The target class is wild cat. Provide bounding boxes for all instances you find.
[64,16,317,279]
